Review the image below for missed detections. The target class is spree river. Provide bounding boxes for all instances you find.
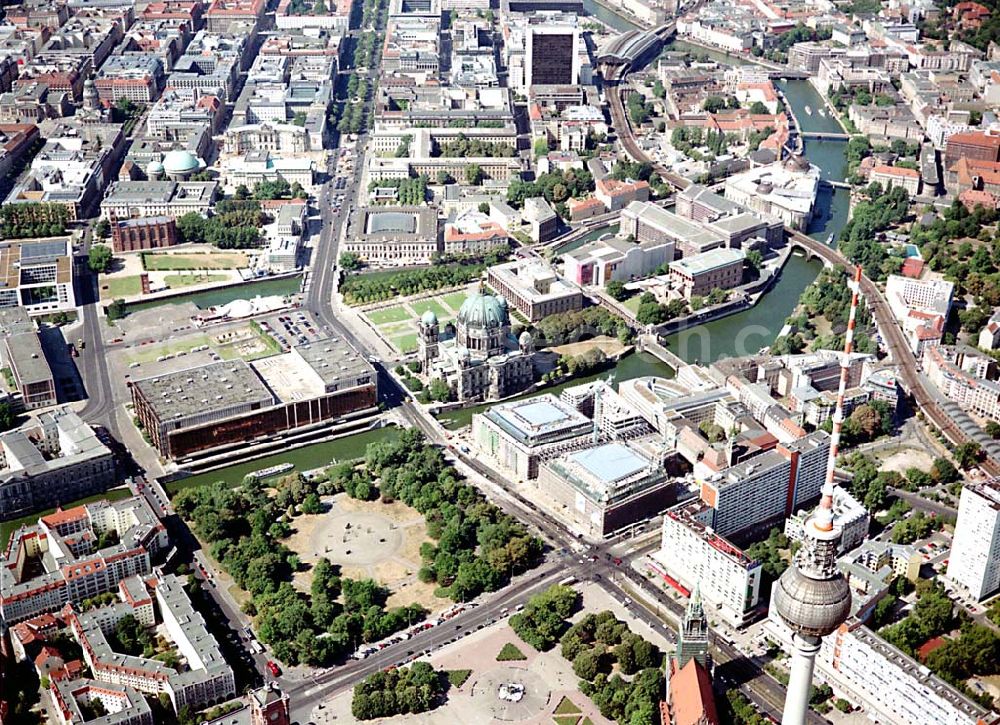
[579,0,852,362]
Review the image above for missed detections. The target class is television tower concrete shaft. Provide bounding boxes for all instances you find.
[772,266,862,725]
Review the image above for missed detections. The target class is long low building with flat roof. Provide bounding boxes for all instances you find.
[1,308,57,410]
[536,440,675,538]
[131,339,377,459]
[472,393,596,480]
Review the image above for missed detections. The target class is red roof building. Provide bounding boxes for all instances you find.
[661,658,720,725]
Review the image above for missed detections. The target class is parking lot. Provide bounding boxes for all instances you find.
[256,309,326,350]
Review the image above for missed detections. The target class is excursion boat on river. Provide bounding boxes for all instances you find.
[804,105,812,115]
[249,462,295,479]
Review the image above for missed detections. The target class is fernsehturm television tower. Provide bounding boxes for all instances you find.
[772,266,862,725]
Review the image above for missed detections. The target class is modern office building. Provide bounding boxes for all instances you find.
[536,440,674,537]
[0,239,77,315]
[472,393,595,480]
[947,478,1000,601]
[654,499,763,627]
[0,408,117,521]
[525,18,581,87]
[131,340,377,459]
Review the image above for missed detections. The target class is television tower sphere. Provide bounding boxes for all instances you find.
[772,539,851,638]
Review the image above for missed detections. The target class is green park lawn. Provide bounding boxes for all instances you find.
[410,298,449,320]
[101,275,142,299]
[142,252,248,270]
[366,305,412,325]
[393,333,419,354]
[164,273,228,289]
[441,291,470,312]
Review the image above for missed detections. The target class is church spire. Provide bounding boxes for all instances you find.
[677,583,709,670]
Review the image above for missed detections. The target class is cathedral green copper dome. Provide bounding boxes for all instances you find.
[457,292,507,330]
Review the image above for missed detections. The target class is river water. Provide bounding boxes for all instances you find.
[577,1,852,363]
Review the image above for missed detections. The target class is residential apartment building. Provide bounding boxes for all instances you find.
[0,496,167,624]
[870,164,922,195]
[70,574,236,711]
[699,431,830,540]
[884,274,953,355]
[947,478,1000,601]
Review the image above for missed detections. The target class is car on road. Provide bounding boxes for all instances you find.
[266,660,281,677]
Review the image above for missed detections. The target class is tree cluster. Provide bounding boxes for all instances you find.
[635,292,687,326]
[777,266,877,355]
[839,183,910,280]
[174,474,426,666]
[819,401,894,448]
[610,160,653,182]
[369,430,544,601]
[570,613,663,725]
[880,580,957,654]
[88,245,113,273]
[111,615,157,658]
[509,584,579,650]
[351,662,445,720]
[507,168,594,208]
[370,175,428,206]
[435,134,516,158]
[627,92,655,126]
[341,262,485,305]
[745,527,792,599]
[533,306,632,347]
[547,349,608,382]
[176,201,263,249]
[910,201,1000,339]
[0,202,68,239]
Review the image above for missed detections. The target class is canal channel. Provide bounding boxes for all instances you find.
[163,426,401,496]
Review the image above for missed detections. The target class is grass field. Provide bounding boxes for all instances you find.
[410,298,449,320]
[554,697,581,715]
[366,306,411,325]
[125,335,212,365]
[1,488,133,548]
[101,275,142,299]
[165,273,228,289]
[142,252,248,271]
[623,295,643,315]
[442,291,469,311]
[393,333,418,353]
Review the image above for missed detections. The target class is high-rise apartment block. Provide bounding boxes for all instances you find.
[947,478,1000,601]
